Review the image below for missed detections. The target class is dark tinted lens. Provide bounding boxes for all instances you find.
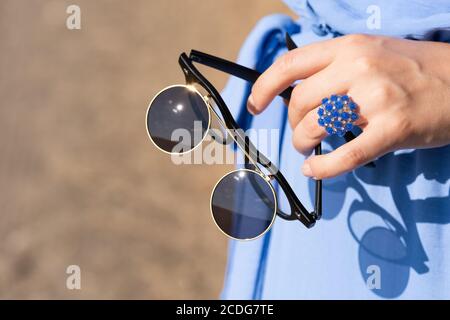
[211,170,276,240]
[147,85,209,153]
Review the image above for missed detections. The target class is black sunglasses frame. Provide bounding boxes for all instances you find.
[178,37,321,227]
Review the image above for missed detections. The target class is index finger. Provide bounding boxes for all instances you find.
[247,38,343,115]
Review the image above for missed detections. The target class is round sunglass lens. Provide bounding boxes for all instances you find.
[211,170,276,240]
[146,85,209,153]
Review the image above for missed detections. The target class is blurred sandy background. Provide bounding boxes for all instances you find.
[0,0,291,299]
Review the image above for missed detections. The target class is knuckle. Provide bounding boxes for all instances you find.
[292,134,307,154]
[371,81,403,104]
[373,83,393,103]
[251,76,266,97]
[275,51,297,73]
[386,112,412,143]
[292,135,311,156]
[303,116,320,137]
[287,107,297,129]
[292,121,322,155]
[344,34,374,46]
[312,163,329,178]
[290,84,304,109]
[287,86,305,128]
[342,146,367,168]
[288,116,296,130]
[354,55,379,73]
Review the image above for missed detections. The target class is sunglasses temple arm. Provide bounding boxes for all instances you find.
[314,144,323,220]
[274,171,317,227]
[189,50,293,100]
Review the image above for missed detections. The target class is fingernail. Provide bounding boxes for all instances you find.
[302,163,313,177]
[247,95,257,115]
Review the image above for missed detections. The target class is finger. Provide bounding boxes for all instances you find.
[346,76,394,120]
[292,108,327,156]
[288,62,352,129]
[293,106,367,156]
[247,38,344,115]
[301,121,392,179]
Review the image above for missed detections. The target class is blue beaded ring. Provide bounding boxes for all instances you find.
[317,94,359,137]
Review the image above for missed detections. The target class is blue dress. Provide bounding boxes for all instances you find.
[221,0,450,299]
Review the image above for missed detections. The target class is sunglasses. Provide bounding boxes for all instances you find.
[146,34,368,240]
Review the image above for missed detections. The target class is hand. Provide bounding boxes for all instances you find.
[247,34,450,179]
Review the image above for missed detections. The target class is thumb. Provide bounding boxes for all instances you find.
[301,128,390,179]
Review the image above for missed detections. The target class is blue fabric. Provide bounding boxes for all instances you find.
[284,0,450,37]
[221,1,450,299]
